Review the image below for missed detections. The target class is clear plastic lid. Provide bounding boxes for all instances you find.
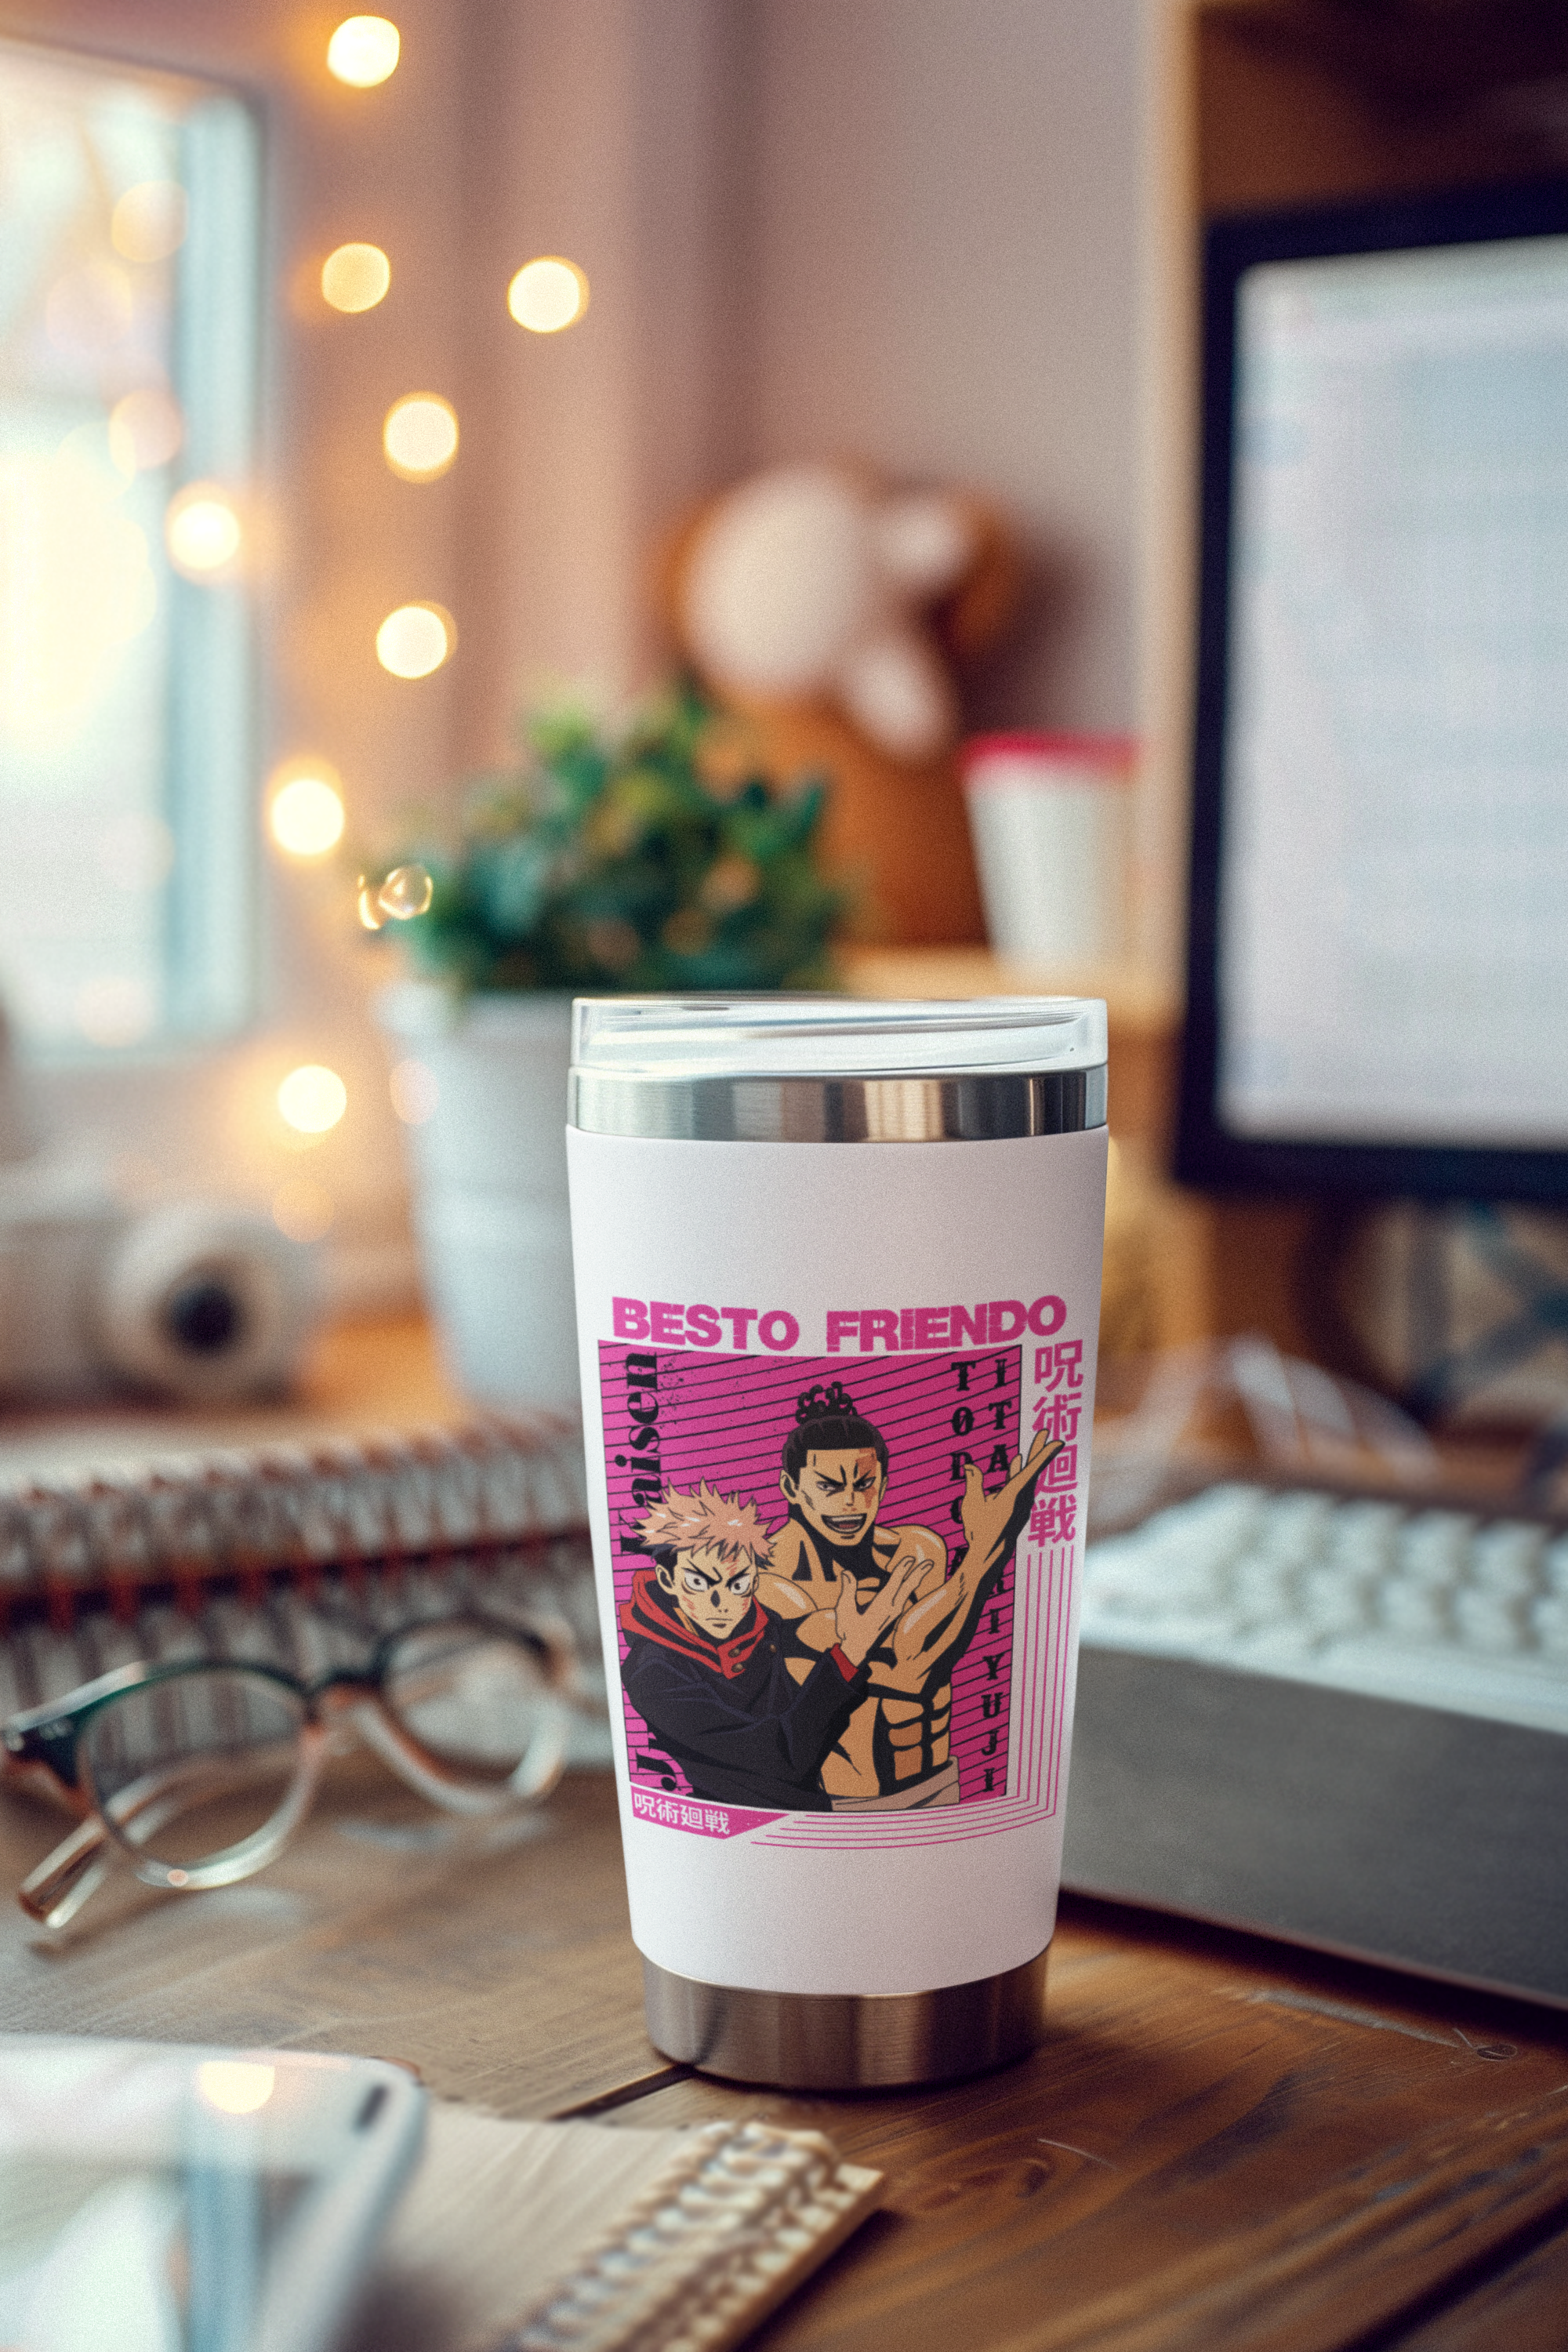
[570,995,1106,1080]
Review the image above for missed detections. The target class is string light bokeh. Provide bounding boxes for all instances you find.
[321,241,390,314]
[326,17,401,89]
[268,762,346,858]
[263,55,593,1184]
[506,256,589,333]
[278,1063,348,1136]
[164,481,242,578]
[383,393,458,481]
[375,602,452,678]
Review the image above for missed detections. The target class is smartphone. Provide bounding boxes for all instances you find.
[0,2035,426,2352]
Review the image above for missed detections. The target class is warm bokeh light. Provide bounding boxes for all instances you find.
[376,602,453,678]
[321,242,390,314]
[196,2061,276,2116]
[383,394,458,481]
[272,1175,336,1243]
[108,387,184,474]
[278,1063,348,1134]
[164,483,242,578]
[389,1056,439,1124]
[327,15,401,86]
[111,180,188,263]
[269,764,346,857]
[506,256,589,334]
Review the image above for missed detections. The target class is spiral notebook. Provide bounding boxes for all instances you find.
[0,1415,603,1733]
[350,2104,883,2352]
[0,1430,882,2350]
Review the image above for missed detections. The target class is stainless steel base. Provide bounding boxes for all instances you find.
[642,1948,1051,2090]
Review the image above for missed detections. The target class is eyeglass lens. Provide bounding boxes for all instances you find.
[380,1621,561,1785]
[81,1668,309,1874]
[75,1626,561,1873]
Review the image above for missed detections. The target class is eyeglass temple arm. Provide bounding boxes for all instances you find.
[19,1814,113,1931]
[2,1745,107,1929]
[17,1728,332,1929]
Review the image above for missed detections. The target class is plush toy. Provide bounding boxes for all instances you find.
[662,463,1019,944]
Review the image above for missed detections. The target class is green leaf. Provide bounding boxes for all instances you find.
[364,681,849,996]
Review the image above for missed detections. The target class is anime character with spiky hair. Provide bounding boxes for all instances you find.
[760,1383,1057,1809]
[619,1479,924,1811]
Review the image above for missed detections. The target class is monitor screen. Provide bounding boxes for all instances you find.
[1179,182,1568,1201]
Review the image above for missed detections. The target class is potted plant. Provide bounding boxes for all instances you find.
[367,682,842,1411]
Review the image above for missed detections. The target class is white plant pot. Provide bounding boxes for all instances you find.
[376,985,579,1412]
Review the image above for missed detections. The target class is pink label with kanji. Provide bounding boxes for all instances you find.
[1029,1338,1087,1548]
[568,1117,1105,1994]
[601,1344,1040,1827]
[628,1789,778,1838]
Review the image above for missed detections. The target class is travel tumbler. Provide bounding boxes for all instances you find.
[567,996,1107,2088]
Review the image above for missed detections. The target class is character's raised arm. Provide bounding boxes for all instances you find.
[760,1526,944,1640]
[889,1434,1061,1675]
[833,1551,927,1664]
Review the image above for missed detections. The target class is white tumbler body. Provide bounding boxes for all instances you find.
[566,996,1107,2085]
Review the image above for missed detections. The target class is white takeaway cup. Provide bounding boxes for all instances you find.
[960,732,1136,964]
[567,996,1108,2089]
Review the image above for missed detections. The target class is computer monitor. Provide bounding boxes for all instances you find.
[1178,180,1568,1204]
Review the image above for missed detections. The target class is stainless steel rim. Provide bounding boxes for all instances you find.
[641,1948,1051,2089]
[569,1067,1106,1142]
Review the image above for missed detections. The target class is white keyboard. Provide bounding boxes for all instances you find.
[1080,1483,1568,1737]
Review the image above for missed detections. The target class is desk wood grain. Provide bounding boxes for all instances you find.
[0,1766,652,2118]
[1392,2222,1568,2352]
[601,1895,1568,2352]
[5,1768,1568,2351]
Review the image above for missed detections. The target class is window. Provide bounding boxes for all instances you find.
[0,35,259,1056]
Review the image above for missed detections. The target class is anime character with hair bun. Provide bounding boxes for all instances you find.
[620,1478,924,1811]
[760,1383,1057,1809]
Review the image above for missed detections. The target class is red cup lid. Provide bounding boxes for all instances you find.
[960,731,1138,782]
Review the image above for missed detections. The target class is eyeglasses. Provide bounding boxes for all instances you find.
[1,1613,579,1929]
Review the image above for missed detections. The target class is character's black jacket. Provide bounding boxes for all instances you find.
[619,1566,865,1811]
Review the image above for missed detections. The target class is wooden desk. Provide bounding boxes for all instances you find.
[0,1316,1560,2347]
[5,1762,1568,2352]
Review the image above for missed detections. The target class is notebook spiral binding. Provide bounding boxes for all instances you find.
[0,1416,588,1625]
[0,1417,608,1740]
[508,2121,880,2352]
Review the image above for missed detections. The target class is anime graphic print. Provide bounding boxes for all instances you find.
[603,1344,1057,1828]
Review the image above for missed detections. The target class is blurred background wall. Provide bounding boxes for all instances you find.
[452,0,1145,759]
[0,0,1149,1305]
[742,0,1142,739]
